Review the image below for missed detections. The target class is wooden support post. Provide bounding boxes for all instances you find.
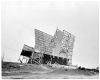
[31,52,34,64]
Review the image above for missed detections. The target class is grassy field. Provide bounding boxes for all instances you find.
[2,62,99,79]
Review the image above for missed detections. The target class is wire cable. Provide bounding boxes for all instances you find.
[1,45,21,52]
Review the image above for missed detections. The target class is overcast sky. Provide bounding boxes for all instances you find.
[1,1,99,68]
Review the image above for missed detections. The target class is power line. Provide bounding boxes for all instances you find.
[1,45,21,52]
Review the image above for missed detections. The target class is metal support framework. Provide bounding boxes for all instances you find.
[34,28,75,65]
[62,30,75,65]
[19,28,75,66]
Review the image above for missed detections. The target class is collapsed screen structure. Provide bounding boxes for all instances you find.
[20,28,75,66]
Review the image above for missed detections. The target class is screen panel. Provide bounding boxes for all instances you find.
[34,29,53,54]
[20,44,34,57]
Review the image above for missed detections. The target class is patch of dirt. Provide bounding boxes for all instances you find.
[2,62,99,79]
